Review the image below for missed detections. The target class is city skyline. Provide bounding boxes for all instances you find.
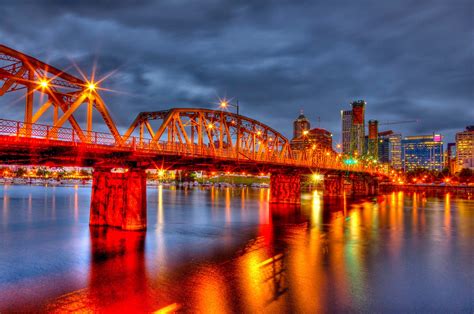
[1,1,472,145]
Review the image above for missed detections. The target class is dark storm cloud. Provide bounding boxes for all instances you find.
[1,0,472,142]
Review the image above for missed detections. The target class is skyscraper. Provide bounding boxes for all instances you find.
[350,100,366,156]
[367,120,378,159]
[341,110,352,154]
[377,130,393,164]
[455,126,474,170]
[446,142,457,174]
[401,134,444,171]
[388,133,402,169]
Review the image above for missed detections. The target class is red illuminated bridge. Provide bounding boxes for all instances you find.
[0,45,384,230]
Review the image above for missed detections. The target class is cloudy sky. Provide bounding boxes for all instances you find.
[1,0,473,144]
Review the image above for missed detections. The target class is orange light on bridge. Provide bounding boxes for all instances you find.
[257,131,261,135]
[39,79,49,88]
[220,100,228,108]
[208,123,214,129]
[87,82,96,91]
[303,130,309,136]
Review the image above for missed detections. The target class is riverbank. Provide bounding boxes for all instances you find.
[0,177,270,189]
[380,183,474,199]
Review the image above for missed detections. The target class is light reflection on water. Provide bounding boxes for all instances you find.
[0,185,473,312]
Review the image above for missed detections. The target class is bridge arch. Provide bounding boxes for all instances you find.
[123,108,294,161]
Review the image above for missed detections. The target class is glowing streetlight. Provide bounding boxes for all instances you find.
[219,98,240,115]
[208,123,214,129]
[303,130,309,136]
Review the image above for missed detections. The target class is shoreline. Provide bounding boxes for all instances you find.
[380,183,474,199]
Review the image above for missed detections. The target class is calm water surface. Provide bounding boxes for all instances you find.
[0,184,472,312]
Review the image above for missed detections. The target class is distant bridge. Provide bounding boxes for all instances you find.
[0,44,384,230]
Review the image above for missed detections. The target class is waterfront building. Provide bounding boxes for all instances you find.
[446,142,457,174]
[377,131,392,164]
[341,110,352,154]
[340,100,366,156]
[401,134,444,171]
[292,110,310,139]
[291,127,333,151]
[455,126,474,171]
[388,133,402,169]
[350,100,366,156]
[367,120,378,160]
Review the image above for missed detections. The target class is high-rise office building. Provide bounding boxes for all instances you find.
[341,100,366,156]
[367,120,378,159]
[377,130,393,164]
[388,133,402,169]
[293,110,310,139]
[401,134,444,171]
[455,126,474,170]
[350,100,366,156]
[341,110,352,154]
[446,142,457,174]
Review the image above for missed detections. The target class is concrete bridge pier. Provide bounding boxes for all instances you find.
[350,176,379,197]
[90,168,147,231]
[270,173,301,204]
[323,174,344,196]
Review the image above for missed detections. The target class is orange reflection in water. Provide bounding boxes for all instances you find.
[444,193,451,236]
[46,227,154,313]
[190,267,231,313]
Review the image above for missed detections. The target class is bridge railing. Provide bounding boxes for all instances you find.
[0,118,383,174]
[0,118,119,145]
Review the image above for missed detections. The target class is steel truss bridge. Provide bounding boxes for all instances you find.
[0,44,383,230]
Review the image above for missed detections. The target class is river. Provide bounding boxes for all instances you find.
[0,185,472,312]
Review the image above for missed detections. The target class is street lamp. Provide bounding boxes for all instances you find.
[220,99,240,115]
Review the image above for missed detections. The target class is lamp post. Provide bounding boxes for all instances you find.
[220,99,241,160]
[220,99,239,115]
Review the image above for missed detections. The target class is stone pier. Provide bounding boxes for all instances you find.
[351,176,379,197]
[90,168,147,231]
[270,173,301,204]
[323,174,344,196]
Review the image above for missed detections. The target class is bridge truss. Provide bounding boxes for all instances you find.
[0,44,121,143]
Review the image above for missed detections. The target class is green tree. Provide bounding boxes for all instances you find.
[458,168,473,183]
[15,168,27,177]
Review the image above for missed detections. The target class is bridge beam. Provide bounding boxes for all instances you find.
[270,173,301,204]
[90,168,147,231]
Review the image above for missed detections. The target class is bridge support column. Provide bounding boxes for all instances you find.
[90,168,147,231]
[349,176,379,197]
[323,174,344,196]
[270,173,301,204]
[351,176,369,196]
